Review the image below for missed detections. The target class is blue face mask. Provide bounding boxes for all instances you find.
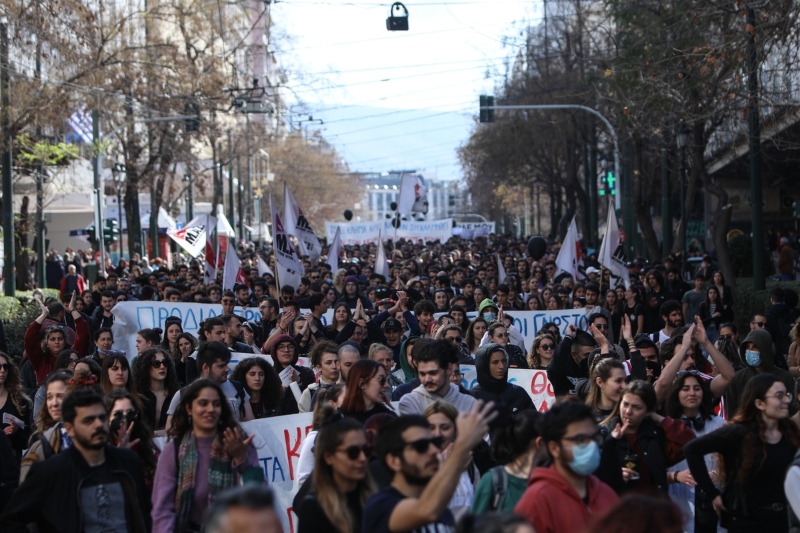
[483,312,497,322]
[745,349,762,367]
[568,441,601,476]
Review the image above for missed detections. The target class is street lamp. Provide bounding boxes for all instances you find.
[676,124,690,279]
[111,163,127,260]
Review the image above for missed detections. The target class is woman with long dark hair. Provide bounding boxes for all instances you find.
[230,357,283,419]
[340,359,393,424]
[685,373,800,532]
[326,303,353,340]
[106,388,159,489]
[134,347,180,435]
[466,318,488,359]
[136,328,163,357]
[100,353,143,408]
[151,379,259,533]
[171,332,197,386]
[298,384,347,485]
[0,353,33,459]
[296,415,375,533]
[160,316,183,354]
[664,371,726,533]
[622,285,646,338]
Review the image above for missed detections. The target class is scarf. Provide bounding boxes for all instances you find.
[174,432,234,532]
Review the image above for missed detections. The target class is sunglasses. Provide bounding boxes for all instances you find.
[150,359,166,368]
[372,375,388,385]
[493,332,507,339]
[112,408,137,421]
[222,299,235,304]
[339,444,373,460]
[752,321,766,327]
[447,336,463,344]
[719,334,732,340]
[404,436,445,454]
[540,344,554,351]
[0,363,10,371]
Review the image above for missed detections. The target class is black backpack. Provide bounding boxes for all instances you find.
[488,466,509,511]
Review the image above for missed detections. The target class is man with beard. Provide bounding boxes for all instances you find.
[0,388,151,532]
[363,402,496,533]
[651,299,684,346]
[514,401,618,533]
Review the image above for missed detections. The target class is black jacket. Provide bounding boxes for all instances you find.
[0,444,151,533]
[471,343,534,424]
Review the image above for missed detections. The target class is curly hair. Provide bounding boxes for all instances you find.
[171,332,198,363]
[39,326,67,357]
[527,333,556,369]
[664,372,714,421]
[0,353,30,417]
[230,357,283,412]
[133,347,180,399]
[168,379,244,440]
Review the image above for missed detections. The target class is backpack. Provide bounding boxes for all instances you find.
[489,465,509,511]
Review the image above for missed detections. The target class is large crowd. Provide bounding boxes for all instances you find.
[0,234,799,533]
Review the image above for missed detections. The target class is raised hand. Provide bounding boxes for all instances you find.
[621,314,633,343]
[223,427,255,464]
[455,400,497,449]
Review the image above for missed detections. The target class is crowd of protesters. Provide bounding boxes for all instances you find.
[0,232,799,533]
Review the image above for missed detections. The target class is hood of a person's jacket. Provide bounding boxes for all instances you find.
[409,381,462,404]
[478,298,499,314]
[527,464,605,504]
[269,334,300,367]
[475,342,509,394]
[399,335,420,381]
[739,328,776,370]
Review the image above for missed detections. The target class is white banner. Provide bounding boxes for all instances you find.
[458,366,555,412]
[110,302,334,359]
[325,218,453,246]
[452,221,495,238]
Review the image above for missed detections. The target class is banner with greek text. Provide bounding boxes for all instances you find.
[325,218,453,246]
[459,366,555,412]
[452,221,495,238]
[111,302,333,359]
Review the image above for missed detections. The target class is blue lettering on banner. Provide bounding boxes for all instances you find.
[259,457,286,483]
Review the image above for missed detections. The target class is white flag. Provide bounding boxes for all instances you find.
[269,193,304,289]
[257,255,274,278]
[555,217,584,280]
[284,183,323,262]
[204,215,219,284]
[222,240,247,291]
[599,206,631,288]
[496,253,507,283]
[167,216,207,257]
[327,226,342,274]
[374,231,390,279]
[397,173,428,214]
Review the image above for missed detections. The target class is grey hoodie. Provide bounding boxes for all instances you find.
[726,328,797,417]
[398,382,476,415]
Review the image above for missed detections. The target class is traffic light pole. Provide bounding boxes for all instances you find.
[480,103,621,213]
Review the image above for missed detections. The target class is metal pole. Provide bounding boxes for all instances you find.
[747,5,765,290]
[662,129,672,258]
[117,185,123,261]
[186,167,194,221]
[237,156,244,239]
[228,131,234,231]
[0,17,14,295]
[93,102,106,276]
[680,146,687,272]
[35,40,45,289]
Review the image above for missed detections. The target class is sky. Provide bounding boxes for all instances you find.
[272,0,542,181]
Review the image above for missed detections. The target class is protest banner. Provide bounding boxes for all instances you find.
[458,366,555,412]
[155,412,315,533]
[325,218,453,246]
[111,302,334,359]
[452,221,495,238]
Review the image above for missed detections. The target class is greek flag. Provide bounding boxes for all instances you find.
[66,104,93,144]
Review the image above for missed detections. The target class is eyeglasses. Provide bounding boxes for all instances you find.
[404,436,445,454]
[493,332,507,339]
[751,321,766,327]
[338,444,373,460]
[372,376,387,385]
[277,344,295,352]
[112,408,137,420]
[540,344,554,351]
[150,359,166,368]
[68,358,79,365]
[768,391,793,401]
[446,336,463,344]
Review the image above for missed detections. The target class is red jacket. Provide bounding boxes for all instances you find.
[514,465,618,533]
[59,274,86,301]
[24,317,90,385]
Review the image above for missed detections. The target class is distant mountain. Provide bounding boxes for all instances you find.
[314,104,474,180]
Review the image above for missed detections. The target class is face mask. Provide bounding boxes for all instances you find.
[568,441,601,476]
[483,312,497,322]
[745,349,762,367]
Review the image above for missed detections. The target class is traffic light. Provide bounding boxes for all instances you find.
[479,95,495,123]
[606,170,617,196]
[598,174,608,196]
[103,219,120,244]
